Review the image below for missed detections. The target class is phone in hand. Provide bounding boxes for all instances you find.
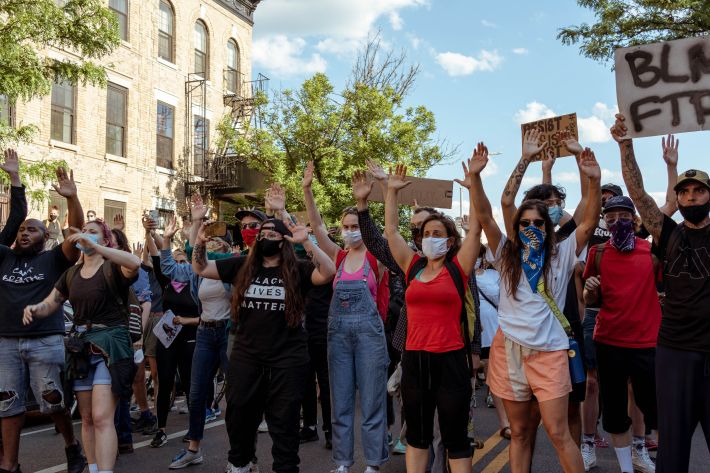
[148,210,159,221]
[204,221,227,238]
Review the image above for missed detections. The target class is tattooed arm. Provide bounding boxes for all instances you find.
[191,222,221,279]
[611,114,665,243]
[502,129,545,237]
[23,289,65,324]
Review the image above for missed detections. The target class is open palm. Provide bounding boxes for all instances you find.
[52,167,77,198]
[579,148,601,180]
[1,149,19,175]
[352,170,373,201]
[302,161,314,188]
[388,164,411,191]
[522,129,545,160]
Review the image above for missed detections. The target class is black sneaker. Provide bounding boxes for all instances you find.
[118,443,134,454]
[324,429,332,450]
[299,426,318,444]
[150,430,168,448]
[65,441,87,473]
[138,415,159,435]
[0,466,23,473]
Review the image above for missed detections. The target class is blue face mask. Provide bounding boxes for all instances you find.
[518,225,546,292]
[75,233,100,255]
[548,205,563,226]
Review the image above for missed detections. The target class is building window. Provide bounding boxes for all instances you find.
[157,209,173,230]
[158,0,174,63]
[106,84,128,157]
[103,199,126,228]
[193,115,209,176]
[0,95,14,127]
[194,21,209,79]
[109,0,129,41]
[51,80,76,144]
[226,39,239,93]
[156,101,174,169]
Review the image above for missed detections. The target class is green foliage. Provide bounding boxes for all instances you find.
[0,159,67,209]
[558,0,710,64]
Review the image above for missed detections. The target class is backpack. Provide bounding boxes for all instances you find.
[406,256,476,377]
[64,260,143,343]
[335,250,391,323]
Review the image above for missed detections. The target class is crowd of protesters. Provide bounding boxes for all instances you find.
[0,111,709,473]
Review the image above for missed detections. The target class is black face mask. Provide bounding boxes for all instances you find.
[258,238,282,257]
[679,202,710,225]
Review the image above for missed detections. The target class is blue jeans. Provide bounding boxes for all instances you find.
[187,323,229,441]
[114,397,133,445]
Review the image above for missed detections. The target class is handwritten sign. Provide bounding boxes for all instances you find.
[368,175,454,209]
[615,36,710,138]
[520,113,578,161]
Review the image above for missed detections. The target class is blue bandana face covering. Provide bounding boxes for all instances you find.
[548,205,563,226]
[519,225,546,292]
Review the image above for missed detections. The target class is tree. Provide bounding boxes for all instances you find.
[558,0,710,64]
[218,35,454,225]
[0,0,120,145]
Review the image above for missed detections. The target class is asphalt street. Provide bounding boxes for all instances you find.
[14,390,710,473]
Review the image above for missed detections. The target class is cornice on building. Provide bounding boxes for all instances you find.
[213,0,261,25]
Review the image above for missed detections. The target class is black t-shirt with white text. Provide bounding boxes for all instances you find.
[217,256,315,367]
[654,215,710,352]
[0,245,72,337]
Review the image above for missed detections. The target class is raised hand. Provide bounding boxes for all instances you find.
[265,183,286,212]
[541,148,556,175]
[1,149,20,176]
[132,242,144,257]
[461,214,470,232]
[579,147,601,180]
[560,129,583,156]
[283,217,308,244]
[302,161,314,188]
[387,164,412,191]
[163,215,179,239]
[142,212,158,232]
[352,170,374,202]
[112,213,125,230]
[661,134,679,166]
[462,141,489,178]
[610,113,630,144]
[191,193,208,221]
[52,167,77,198]
[366,159,388,182]
[522,129,545,161]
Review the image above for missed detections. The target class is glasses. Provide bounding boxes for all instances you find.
[241,222,260,230]
[519,219,546,229]
[256,231,283,241]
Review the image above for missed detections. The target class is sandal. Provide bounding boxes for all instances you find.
[500,427,511,440]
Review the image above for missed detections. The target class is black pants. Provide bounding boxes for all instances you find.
[401,349,472,459]
[156,328,196,428]
[656,345,710,473]
[226,358,308,473]
[595,342,657,434]
[302,341,331,432]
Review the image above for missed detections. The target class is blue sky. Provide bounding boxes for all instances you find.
[252,0,708,220]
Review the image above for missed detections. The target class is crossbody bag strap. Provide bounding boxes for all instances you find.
[536,278,572,337]
[477,286,498,310]
[444,259,474,377]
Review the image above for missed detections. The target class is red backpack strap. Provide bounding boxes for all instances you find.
[335,250,347,272]
[366,251,380,281]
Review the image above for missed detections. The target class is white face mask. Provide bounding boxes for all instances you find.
[342,230,363,247]
[421,237,449,260]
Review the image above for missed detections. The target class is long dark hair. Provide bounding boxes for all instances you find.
[500,199,558,299]
[111,228,130,252]
[420,213,462,260]
[230,237,305,328]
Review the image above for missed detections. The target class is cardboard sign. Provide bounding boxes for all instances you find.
[520,113,579,161]
[615,36,710,138]
[368,175,454,209]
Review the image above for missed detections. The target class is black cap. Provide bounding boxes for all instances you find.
[260,218,292,237]
[601,183,623,197]
[235,208,268,222]
[602,195,635,214]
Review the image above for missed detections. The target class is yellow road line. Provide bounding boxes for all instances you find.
[480,445,510,473]
[472,430,504,466]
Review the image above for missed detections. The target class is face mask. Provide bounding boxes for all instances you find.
[342,230,362,247]
[679,202,710,225]
[609,219,636,252]
[75,233,100,255]
[241,228,259,247]
[421,237,449,260]
[518,225,546,292]
[258,238,282,257]
[474,257,482,270]
[548,206,563,226]
[308,234,318,247]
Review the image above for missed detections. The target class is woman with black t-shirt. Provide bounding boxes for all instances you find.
[193,217,335,473]
[23,219,141,473]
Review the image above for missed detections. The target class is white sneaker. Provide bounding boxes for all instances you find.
[331,466,349,473]
[258,419,268,433]
[581,441,597,471]
[632,444,656,473]
[224,461,251,473]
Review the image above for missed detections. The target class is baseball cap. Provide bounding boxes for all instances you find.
[235,208,268,222]
[260,218,292,237]
[601,183,623,197]
[673,169,710,192]
[602,195,635,214]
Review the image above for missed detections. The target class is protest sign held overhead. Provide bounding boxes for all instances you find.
[368,175,454,209]
[615,36,710,138]
[520,113,579,161]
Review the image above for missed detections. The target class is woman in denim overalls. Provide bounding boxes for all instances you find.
[303,162,389,473]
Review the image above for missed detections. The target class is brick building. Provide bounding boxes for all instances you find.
[5,0,264,244]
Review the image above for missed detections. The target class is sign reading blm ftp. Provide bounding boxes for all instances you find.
[615,36,710,138]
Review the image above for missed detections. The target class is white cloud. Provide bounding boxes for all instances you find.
[481,159,499,177]
[512,47,529,55]
[554,171,580,183]
[435,50,503,76]
[252,36,327,77]
[514,101,556,124]
[522,176,540,187]
[481,19,497,28]
[315,38,361,57]
[389,11,404,30]
[601,168,622,182]
[407,33,421,49]
[578,102,619,143]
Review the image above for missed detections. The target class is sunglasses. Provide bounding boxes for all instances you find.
[241,222,260,230]
[519,219,546,229]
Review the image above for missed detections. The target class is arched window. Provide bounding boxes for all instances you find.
[226,39,240,93]
[194,20,209,79]
[158,0,174,63]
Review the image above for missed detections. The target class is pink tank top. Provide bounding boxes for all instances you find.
[333,258,378,301]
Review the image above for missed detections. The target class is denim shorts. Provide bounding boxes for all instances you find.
[73,354,112,392]
[0,334,66,417]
